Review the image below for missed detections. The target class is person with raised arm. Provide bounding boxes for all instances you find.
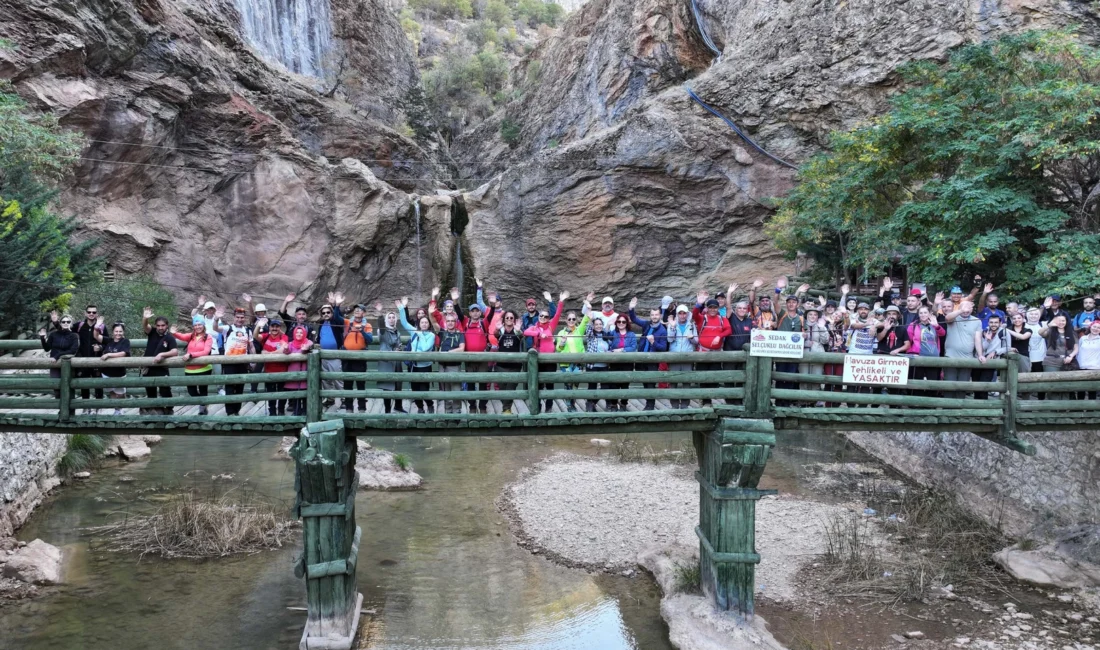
[338,307,373,414]
[628,296,668,411]
[242,293,269,394]
[748,278,778,330]
[397,297,438,414]
[221,309,254,416]
[257,318,290,416]
[973,314,1007,400]
[692,290,732,406]
[554,309,588,413]
[523,291,568,413]
[493,309,529,414]
[315,292,349,408]
[942,299,982,398]
[285,325,313,416]
[374,302,405,414]
[39,311,79,399]
[582,314,612,412]
[140,307,179,414]
[462,280,493,414]
[171,316,215,415]
[1039,313,1078,400]
[907,306,947,384]
[432,303,466,415]
[279,292,314,339]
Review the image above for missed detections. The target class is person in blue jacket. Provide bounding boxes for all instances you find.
[628,297,668,411]
[607,313,638,412]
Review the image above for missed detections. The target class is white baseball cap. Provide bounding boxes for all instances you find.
[254,303,267,312]
[203,301,216,310]
[602,296,614,304]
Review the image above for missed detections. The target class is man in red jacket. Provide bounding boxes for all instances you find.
[693,295,732,406]
[463,303,492,414]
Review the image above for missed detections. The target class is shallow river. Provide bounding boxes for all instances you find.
[0,429,860,649]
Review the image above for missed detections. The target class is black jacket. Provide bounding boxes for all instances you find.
[41,329,79,359]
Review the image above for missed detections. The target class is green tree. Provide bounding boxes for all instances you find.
[0,80,102,332]
[70,275,178,329]
[768,31,1100,303]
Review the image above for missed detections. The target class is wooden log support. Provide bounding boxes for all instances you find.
[58,357,73,422]
[1003,350,1019,441]
[527,348,540,415]
[289,420,362,650]
[694,417,777,617]
[307,350,322,423]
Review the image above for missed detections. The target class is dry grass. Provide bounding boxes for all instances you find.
[92,491,297,559]
[819,489,1010,603]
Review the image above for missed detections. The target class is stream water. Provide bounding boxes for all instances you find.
[0,430,863,649]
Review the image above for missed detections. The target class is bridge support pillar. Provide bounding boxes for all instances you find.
[290,420,362,650]
[694,417,777,617]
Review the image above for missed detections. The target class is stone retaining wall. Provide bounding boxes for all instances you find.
[0,433,67,538]
[847,431,1100,537]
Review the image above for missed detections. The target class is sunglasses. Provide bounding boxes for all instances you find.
[321,310,332,315]
[86,310,97,315]
[616,320,628,324]
[504,316,515,320]
[60,320,73,324]
[567,317,577,322]
[538,314,549,319]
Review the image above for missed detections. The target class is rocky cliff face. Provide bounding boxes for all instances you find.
[455,0,1100,302]
[5,0,1100,307]
[0,0,458,308]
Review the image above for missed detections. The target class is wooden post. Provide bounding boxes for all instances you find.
[754,355,773,415]
[58,356,73,422]
[527,348,540,415]
[307,350,322,423]
[742,350,759,416]
[290,420,362,650]
[1003,349,1019,440]
[696,417,776,617]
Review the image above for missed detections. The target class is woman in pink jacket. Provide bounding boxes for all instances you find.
[172,316,215,415]
[523,291,568,412]
[906,306,946,383]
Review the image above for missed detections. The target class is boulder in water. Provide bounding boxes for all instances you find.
[1,539,63,585]
[356,449,422,491]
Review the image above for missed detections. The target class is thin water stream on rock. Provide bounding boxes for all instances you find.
[0,430,863,648]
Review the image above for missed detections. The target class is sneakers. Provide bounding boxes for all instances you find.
[198,406,209,416]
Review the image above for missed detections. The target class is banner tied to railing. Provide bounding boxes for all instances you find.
[748,330,804,359]
[842,355,910,385]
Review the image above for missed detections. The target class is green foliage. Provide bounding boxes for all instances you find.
[422,47,511,142]
[409,0,473,19]
[392,453,411,471]
[399,8,423,53]
[483,0,512,26]
[500,118,522,146]
[70,275,178,330]
[58,434,110,476]
[466,20,498,48]
[769,31,1100,303]
[514,0,563,27]
[673,561,701,593]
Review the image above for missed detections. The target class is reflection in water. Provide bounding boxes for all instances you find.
[1,429,867,649]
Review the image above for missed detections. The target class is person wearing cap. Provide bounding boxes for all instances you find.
[431,305,466,415]
[279,292,314,340]
[943,298,982,397]
[171,315,216,415]
[243,293,269,394]
[221,307,255,415]
[748,278,778,330]
[715,292,728,318]
[876,305,911,357]
[257,317,291,415]
[463,301,493,414]
[665,304,699,409]
[191,296,224,354]
[628,297,669,411]
[773,296,805,403]
[585,293,619,332]
[1042,294,1069,325]
[523,292,559,348]
[903,289,923,327]
[660,296,676,321]
[846,302,879,356]
[798,304,831,401]
[429,287,465,332]
[692,292,732,406]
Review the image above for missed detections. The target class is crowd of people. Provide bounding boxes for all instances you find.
[36,274,1098,416]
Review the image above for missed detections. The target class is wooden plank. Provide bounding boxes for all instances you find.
[59,358,72,422]
[527,349,540,416]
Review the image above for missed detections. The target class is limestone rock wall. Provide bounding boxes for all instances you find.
[848,431,1100,537]
[0,433,67,538]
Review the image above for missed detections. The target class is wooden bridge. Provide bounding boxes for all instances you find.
[2,341,1087,649]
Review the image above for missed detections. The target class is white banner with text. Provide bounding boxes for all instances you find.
[748,330,804,359]
[842,355,910,385]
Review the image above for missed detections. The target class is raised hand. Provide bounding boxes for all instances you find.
[197,295,206,307]
[559,291,570,302]
[335,292,344,305]
[752,278,764,289]
[983,282,994,294]
[401,297,409,307]
[143,307,153,319]
[961,300,975,312]
[543,291,553,302]
[285,292,296,303]
[37,328,46,337]
[796,283,810,295]
[728,283,738,297]
[450,287,460,301]
[819,295,827,306]
[428,301,437,314]
[374,302,383,312]
[586,291,595,304]
[882,277,893,291]
[170,325,179,334]
[326,292,335,304]
[241,293,252,304]
[431,287,440,298]
[841,283,850,295]
[1043,296,1053,309]
[776,277,788,289]
[475,276,483,288]
[696,290,708,305]
[96,315,104,327]
[629,297,638,310]
[214,307,224,320]
[255,317,268,328]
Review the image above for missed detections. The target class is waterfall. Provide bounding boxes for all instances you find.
[413,198,423,301]
[453,238,464,298]
[234,0,333,78]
